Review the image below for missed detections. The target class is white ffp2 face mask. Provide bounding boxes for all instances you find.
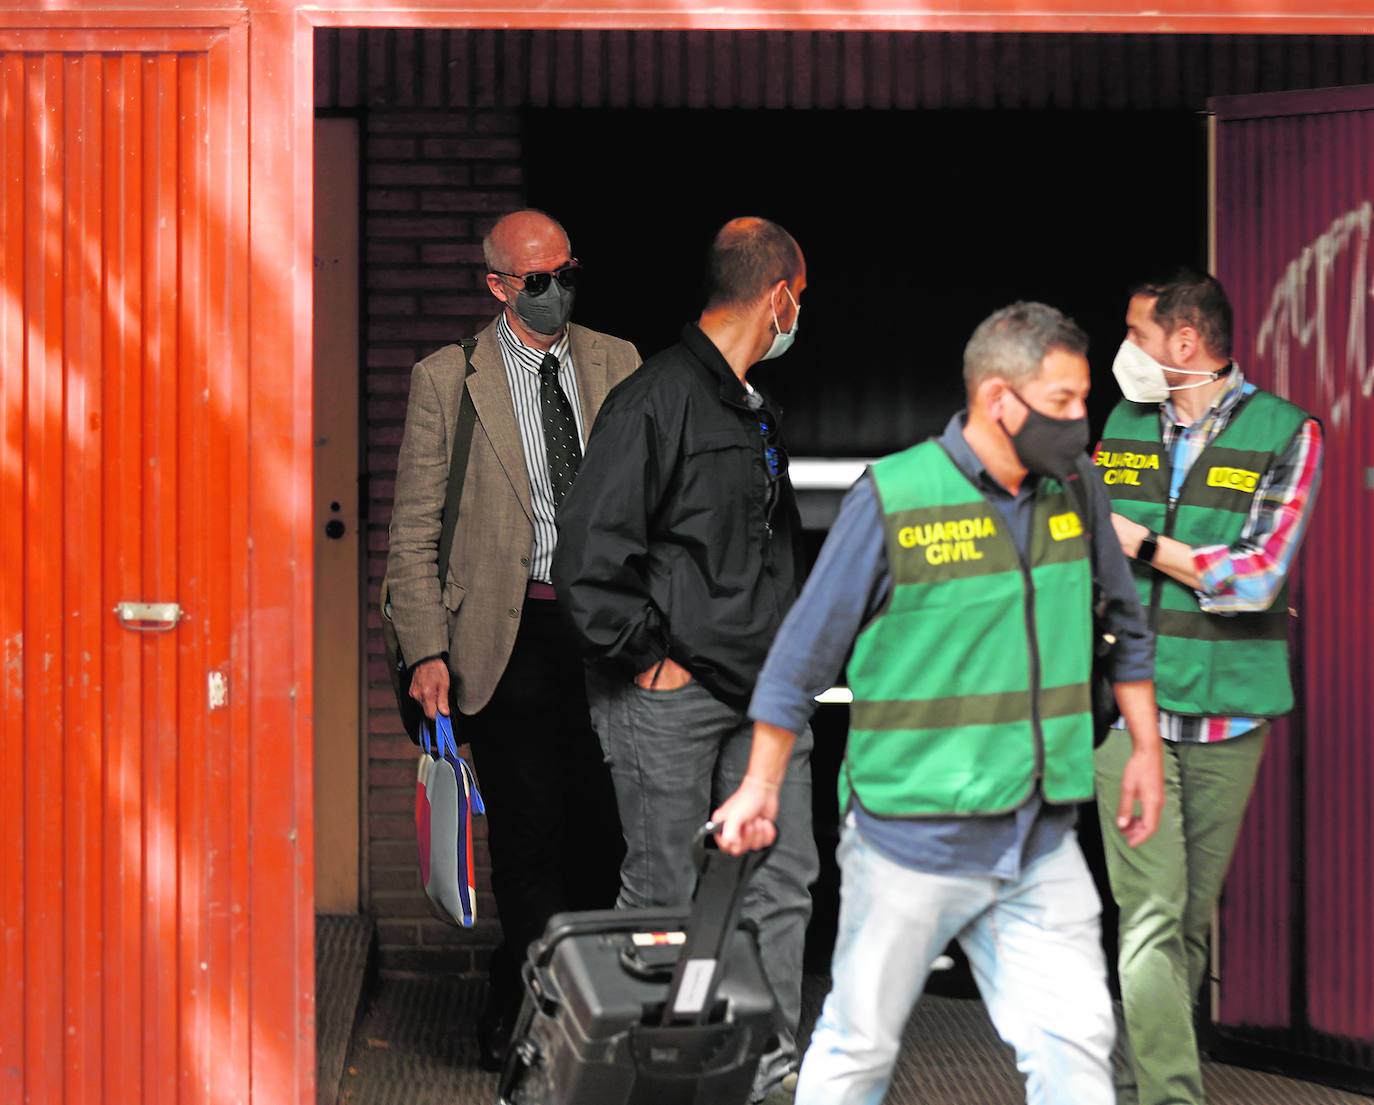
[761,286,800,361]
[1111,339,1224,404]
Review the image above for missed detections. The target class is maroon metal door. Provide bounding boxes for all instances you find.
[1212,84,1374,1084]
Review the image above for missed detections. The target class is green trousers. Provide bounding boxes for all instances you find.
[1094,724,1268,1105]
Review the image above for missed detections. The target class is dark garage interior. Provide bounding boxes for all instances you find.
[526,107,1208,453]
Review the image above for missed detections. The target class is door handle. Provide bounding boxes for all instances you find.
[114,602,183,632]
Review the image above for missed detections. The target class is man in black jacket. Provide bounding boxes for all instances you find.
[552,217,817,1103]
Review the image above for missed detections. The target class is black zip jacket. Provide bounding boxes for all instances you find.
[552,323,805,710]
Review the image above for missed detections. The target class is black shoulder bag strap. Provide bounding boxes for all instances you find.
[435,337,478,587]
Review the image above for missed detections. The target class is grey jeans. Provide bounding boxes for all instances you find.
[588,673,818,1061]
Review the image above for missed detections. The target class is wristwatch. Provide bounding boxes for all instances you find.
[1137,530,1159,566]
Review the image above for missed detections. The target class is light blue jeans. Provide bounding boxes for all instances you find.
[798,817,1115,1105]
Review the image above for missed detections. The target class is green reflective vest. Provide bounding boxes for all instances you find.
[843,440,1095,819]
[1094,388,1308,717]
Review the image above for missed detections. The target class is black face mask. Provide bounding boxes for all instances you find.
[1001,388,1089,481]
[511,278,575,336]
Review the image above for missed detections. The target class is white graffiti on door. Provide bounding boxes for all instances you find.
[1255,201,1374,427]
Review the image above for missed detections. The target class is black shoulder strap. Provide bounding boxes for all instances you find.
[1063,456,1100,560]
[436,338,478,589]
[1064,458,1108,617]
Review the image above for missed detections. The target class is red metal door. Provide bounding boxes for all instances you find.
[1211,84,1374,1080]
[0,26,255,1105]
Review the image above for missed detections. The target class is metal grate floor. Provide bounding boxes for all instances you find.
[332,972,1371,1104]
[316,915,375,1105]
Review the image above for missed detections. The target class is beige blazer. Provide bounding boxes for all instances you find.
[385,316,641,714]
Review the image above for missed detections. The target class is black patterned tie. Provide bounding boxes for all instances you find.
[538,352,583,506]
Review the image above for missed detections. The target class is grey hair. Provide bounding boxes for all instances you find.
[962,301,1089,394]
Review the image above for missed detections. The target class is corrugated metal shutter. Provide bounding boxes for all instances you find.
[316,29,1374,112]
[1213,83,1374,1071]
[0,31,258,1104]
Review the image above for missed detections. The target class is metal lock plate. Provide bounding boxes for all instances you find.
[114,602,183,631]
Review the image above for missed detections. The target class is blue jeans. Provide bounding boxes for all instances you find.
[798,817,1115,1105]
[588,674,818,1088]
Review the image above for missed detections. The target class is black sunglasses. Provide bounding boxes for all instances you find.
[490,260,581,296]
[754,409,789,481]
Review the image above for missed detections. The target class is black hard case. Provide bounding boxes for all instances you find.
[498,849,779,1105]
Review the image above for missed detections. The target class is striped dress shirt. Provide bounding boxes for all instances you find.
[1113,368,1324,743]
[494,312,587,584]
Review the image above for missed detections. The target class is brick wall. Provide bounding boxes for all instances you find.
[324,27,1374,973]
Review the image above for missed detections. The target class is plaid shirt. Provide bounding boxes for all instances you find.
[1119,368,1324,743]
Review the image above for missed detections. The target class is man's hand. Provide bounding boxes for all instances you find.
[634,656,693,691]
[1110,511,1148,559]
[1113,679,1166,848]
[711,721,797,855]
[711,777,780,855]
[1115,745,1164,848]
[409,657,450,719]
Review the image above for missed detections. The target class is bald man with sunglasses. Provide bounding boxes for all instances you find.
[385,208,640,1071]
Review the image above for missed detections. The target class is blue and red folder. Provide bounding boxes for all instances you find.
[415,713,485,928]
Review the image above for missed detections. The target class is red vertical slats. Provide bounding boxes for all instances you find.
[248,11,316,1102]
[868,33,893,108]
[1215,109,1296,1031]
[658,31,682,109]
[1301,98,1374,1044]
[501,29,524,109]
[552,29,577,109]
[0,25,259,1105]
[206,24,253,1105]
[101,49,144,1105]
[630,30,654,108]
[318,30,1374,117]
[1215,83,1374,1056]
[606,30,629,108]
[336,27,361,109]
[364,28,390,108]
[473,28,497,107]
[841,33,864,108]
[525,28,549,109]
[176,50,210,1105]
[787,31,811,110]
[393,28,415,107]
[736,30,758,109]
[141,51,180,1105]
[419,28,442,107]
[292,25,319,1094]
[708,30,733,109]
[62,51,105,1105]
[0,50,27,1105]
[761,31,785,109]
[684,30,709,109]
[23,51,66,1105]
[579,29,602,107]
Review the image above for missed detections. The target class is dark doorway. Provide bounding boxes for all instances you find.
[527,107,1207,450]
[528,106,1207,978]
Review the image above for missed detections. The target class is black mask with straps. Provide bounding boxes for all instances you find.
[999,387,1089,482]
